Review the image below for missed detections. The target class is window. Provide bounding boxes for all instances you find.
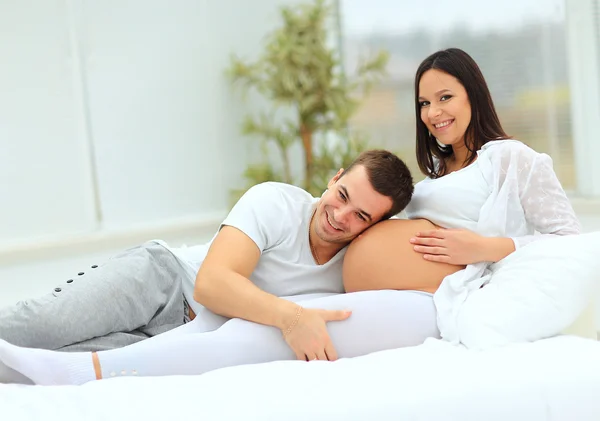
[338,0,577,188]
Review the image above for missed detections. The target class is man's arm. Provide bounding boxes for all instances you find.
[193,225,299,331]
[193,225,351,361]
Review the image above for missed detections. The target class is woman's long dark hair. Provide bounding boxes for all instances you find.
[414,48,510,178]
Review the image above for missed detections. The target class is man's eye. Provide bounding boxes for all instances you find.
[357,213,365,221]
[339,192,347,201]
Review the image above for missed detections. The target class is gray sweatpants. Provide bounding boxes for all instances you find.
[0,242,191,352]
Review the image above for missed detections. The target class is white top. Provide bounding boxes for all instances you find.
[404,159,489,232]
[407,139,581,345]
[161,182,347,314]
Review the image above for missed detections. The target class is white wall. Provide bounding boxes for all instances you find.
[0,1,97,246]
[81,0,287,231]
[0,0,296,255]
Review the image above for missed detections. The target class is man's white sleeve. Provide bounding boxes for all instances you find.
[220,183,287,253]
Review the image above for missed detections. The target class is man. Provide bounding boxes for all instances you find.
[0,149,413,362]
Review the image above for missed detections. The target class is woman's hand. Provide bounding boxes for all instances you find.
[410,228,514,265]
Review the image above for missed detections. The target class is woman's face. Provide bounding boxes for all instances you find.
[418,69,472,148]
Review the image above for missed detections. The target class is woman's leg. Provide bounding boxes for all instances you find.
[0,290,439,385]
[0,305,231,384]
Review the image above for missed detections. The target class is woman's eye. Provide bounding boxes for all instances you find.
[440,95,452,101]
[419,101,430,107]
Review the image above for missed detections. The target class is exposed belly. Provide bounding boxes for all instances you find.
[342,219,463,294]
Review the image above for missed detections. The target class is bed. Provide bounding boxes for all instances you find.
[3,231,599,420]
[1,335,599,421]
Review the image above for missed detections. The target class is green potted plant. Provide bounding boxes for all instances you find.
[227,0,389,199]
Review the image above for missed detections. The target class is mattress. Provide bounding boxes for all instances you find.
[1,335,599,421]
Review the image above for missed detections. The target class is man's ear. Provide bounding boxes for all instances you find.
[327,168,344,189]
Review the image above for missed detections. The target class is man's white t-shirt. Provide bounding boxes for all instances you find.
[165,182,348,314]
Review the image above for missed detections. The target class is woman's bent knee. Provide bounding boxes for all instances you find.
[313,290,439,358]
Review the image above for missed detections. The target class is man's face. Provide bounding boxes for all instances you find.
[313,165,393,245]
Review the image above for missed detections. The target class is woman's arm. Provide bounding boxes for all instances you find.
[509,149,581,249]
[477,236,515,263]
[474,150,581,261]
[412,143,581,265]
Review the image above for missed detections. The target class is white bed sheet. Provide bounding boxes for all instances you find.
[1,335,599,421]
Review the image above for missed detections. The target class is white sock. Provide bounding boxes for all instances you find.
[0,339,96,386]
[0,360,34,385]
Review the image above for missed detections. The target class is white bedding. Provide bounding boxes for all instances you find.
[2,335,599,421]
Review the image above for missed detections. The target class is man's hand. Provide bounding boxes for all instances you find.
[282,307,351,361]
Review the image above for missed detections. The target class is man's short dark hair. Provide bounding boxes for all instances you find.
[341,149,414,219]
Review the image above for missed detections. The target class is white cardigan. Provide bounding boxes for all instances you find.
[427,140,581,344]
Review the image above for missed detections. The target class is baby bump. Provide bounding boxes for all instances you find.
[343,219,463,294]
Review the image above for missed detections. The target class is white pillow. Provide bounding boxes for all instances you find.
[562,301,597,340]
[456,231,600,350]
